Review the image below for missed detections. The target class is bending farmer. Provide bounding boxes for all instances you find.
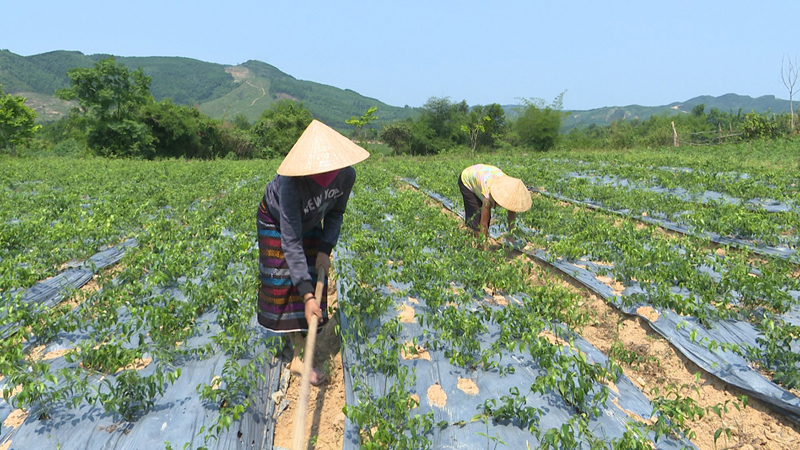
[256,119,369,385]
[458,164,532,239]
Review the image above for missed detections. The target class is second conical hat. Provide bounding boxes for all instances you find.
[491,175,532,212]
[277,119,370,176]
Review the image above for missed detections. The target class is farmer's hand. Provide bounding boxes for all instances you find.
[316,252,331,275]
[304,294,323,324]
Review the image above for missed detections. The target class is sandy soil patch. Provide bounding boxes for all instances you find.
[398,303,416,323]
[483,286,510,306]
[538,330,570,347]
[595,274,626,295]
[636,306,661,323]
[2,409,28,429]
[401,343,431,361]
[224,66,250,82]
[122,357,152,372]
[427,383,447,407]
[457,377,479,396]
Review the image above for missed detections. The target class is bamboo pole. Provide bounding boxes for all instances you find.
[292,270,326,450]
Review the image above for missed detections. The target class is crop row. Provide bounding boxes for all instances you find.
[336,166,698,448]
[0,158,264,291]
[385,156,800,392]
[1,158,280,448]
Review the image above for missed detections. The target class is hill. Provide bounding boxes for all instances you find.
[1,49,794,131]
[0,49,419,129]
[561,93,795,130]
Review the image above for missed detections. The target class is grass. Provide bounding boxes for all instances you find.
[364,142,394,156]
[197,77,275,123]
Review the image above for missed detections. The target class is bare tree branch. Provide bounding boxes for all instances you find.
[781,54,800,131]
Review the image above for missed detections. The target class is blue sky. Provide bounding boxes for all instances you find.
[2,1,797,111]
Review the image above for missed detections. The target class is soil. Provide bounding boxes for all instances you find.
[398,303,416,323]
[427,383,447,407]
[483,286,510,306]
[457,377,479,396]
[273,283,347,450]
[636,306,662,323]
[400,342,431,361]
[26,347,71,362]
[224,66,250,82]
[2,408,28,430]
[577,293,800,449]
[596,274,626,294]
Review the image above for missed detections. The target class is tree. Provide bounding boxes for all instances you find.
[460,112,490,153]
[0,85,41,155]
[57,57,152,121]
[380,122,413,154]
[742,112,777,140]
[345,106,378,149]
[513,92,565,151]
[781,54,800,132]
[56,57,155,157]
[250,100,313,158]
[475,103,506,149]
[231,113,251,131]
[379,118,437,155]
[418,96,469,151]
[140,100,202,159]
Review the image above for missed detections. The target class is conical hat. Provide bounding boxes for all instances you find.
[277,119,370,176]
[491,175,532,212]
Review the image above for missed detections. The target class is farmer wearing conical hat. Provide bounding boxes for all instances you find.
[256,119,369,385]
[458,164,532,240]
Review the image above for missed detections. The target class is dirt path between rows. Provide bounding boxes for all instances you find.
[273,282,346,450]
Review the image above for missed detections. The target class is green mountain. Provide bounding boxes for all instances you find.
[1,49,794,131]
[0,49,419,128]
[561,93,795,130]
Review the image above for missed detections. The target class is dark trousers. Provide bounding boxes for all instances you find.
[458,175,486,231]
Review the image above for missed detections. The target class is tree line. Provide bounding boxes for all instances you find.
[2,57,798,158]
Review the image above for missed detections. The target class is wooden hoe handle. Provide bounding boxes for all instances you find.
[292,269,326,450]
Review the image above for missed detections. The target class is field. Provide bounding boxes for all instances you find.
[1,141,799,449]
